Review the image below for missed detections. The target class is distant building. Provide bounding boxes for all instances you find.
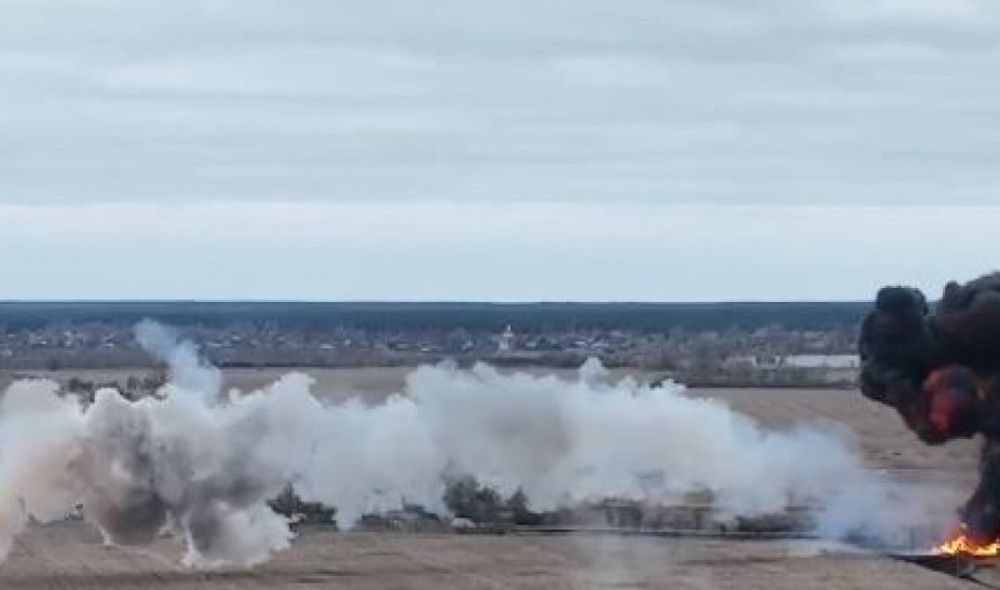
[783,354,859,369]
[498,325,515,353]
[722,354,782,370]
[723,353,859,370]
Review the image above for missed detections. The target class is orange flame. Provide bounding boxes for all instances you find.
[935,528,1000,557]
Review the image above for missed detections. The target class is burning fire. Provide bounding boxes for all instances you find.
[936,528,1000,557]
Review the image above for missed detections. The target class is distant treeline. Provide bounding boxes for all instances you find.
[0,301,870,333]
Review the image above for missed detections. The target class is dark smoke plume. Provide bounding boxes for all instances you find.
[860,271,1000,542]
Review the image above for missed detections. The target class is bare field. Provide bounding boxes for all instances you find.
[0,366,988,588]
[0,522,976,590]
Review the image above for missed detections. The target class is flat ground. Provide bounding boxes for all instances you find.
[0,522,979,589]
[0,366,990,588]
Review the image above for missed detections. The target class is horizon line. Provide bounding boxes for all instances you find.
[0,299,872,305]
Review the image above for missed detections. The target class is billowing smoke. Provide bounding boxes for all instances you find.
[860,272,1000,542]
[133,319,222,403]
[0,321,928,565]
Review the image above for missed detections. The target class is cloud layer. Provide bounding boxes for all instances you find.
[2,0,999,204]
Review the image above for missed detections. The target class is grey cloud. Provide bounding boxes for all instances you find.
[2,0,1000,204]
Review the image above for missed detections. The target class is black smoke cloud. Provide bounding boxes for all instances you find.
[860,271,1000,542]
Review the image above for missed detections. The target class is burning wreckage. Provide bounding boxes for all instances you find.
[860,271,1000,557]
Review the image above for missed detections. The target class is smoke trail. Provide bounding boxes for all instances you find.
[0,321,935,565]
[134,319,221,403]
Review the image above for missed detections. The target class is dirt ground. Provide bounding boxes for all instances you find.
[0,522,979,589]
[0,366,991,588]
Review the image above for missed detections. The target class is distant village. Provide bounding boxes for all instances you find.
[0,320,860,387]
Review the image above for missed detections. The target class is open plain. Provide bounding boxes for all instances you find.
[0,522,980,590]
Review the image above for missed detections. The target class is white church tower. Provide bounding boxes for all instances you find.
[498,324,515,353]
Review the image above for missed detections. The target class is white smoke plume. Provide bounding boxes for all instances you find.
[133,319,221,403]
[0,321,940,565]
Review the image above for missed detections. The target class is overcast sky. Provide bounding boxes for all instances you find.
[3,0,1000,300]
